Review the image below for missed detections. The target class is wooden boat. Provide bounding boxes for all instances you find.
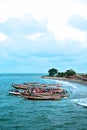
[24,95,62,100]
[33,89,65,95]
[8,87,68,100]
[46,83,62,87]
[8,90,21,95]
[11,82,42,89]
[32,92,53,96]
[11,83,32,89]
[8,89,31,97]
[11,82,62,90]
[23,82,39,85]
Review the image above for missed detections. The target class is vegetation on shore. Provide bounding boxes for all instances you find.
[48,68,76,77]
[41,68,87,86]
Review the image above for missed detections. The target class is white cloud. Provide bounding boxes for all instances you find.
[49,24,87,43]
[23,32,44,41]
[0,32,9,42]
[0,0,87,46]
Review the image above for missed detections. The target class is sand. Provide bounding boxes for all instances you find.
[42,76,87,86]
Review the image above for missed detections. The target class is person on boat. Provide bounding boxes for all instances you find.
[27,89,30,92]
[30,87,36,95]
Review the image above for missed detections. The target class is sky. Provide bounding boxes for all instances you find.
[0,0,87,73]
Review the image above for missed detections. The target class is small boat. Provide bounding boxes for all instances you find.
[8,90,21,95]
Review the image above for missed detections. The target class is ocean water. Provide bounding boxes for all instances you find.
[0,73,87,130]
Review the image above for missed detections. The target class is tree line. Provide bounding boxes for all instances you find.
[48,68,76,77]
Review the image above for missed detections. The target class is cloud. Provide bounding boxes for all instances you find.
[0,0,87,44]
[48,23,87,43]
[0,16,85,58]
[0,32,9,42]
[0,0,87,72]
[69,15,87,31]
[23,32,44,41]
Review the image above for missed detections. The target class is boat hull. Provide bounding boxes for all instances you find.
[8,90,21,95]
[24,95,62,100]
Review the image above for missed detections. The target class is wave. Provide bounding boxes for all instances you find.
[56,80,77,88]
[55,80,77,94]
[72,98,87,107]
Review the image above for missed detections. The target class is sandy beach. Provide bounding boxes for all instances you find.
[42,76,87,86]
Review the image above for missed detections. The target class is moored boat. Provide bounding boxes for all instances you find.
[24,95,62,100]
[8,90,21,95]
[10,82,68,100]
[11,83,32,89]
[46,83,62,87]
[11,82,62,90]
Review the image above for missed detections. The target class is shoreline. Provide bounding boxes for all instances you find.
[42,76,87,86]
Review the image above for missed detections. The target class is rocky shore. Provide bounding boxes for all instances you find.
[42,76,87,86]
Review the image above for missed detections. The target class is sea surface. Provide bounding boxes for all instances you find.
[0,73,87,130]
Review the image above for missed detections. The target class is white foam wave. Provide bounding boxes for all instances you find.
[56,80,77,89]
[73,98,87,102]
[72,98,87,107]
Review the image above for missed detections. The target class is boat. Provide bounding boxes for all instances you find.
[11,82,62,90]
[24,95,62,100]
[8,90,21,95]
[11,82,43,89]
[8,89,31,97]
[23,82,39,85]
[46,83,62,87]
[8,87,68,100]
[10,82,68,100]
[11,83,32,89]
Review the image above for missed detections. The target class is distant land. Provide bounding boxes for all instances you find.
[42,68,87,86]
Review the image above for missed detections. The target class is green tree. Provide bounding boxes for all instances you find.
[58,72,65,77]
[48,68,58,76]
[65,69,76,77]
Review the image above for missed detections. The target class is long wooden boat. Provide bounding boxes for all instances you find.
[11,83,43,89]
[8,89,31,97]
[24,95,62,100]
[8,90,21,95]
[11,84,31,89]
[46,83,62,87]
[11,82,62,90]
[23,82,39,85]
[8,88,68,100]
[31,89,66,96]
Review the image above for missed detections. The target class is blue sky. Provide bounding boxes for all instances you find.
[0,0,87,73]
